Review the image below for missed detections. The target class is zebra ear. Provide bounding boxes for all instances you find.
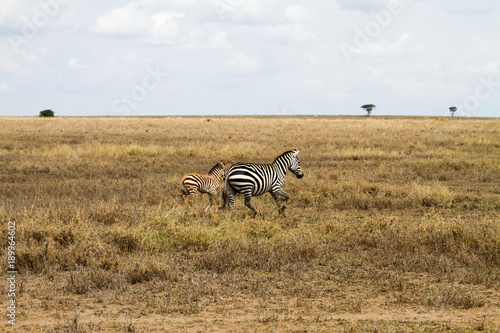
[294,149,300,156]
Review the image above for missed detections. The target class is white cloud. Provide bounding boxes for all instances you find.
[12,48,38,63]
[336,0,394,12]
[452,61,499,76]
[327,91,362,100]
[92,1,185,43]
[204,31,230,49]
[303,78,325,90]
[0,82,14,93]
[220,53,260,73]
[149,11,185,41]
[66,57,88,69]
[210,0,267,23]
[356,33,410,56]
[266,23,317,43]
[286,4,309,22]
[0,55,20,74]
[0,1,32,27]
[39,47,50,56]
[306,54,320,66]
[92,2,147,36]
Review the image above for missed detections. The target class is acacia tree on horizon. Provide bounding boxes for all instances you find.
[39,109,55,117]
[449,106,457,117]
[361,104,376,116]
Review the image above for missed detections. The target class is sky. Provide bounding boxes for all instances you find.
[1,0,499,117]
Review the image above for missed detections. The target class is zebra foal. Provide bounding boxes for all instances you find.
[180,160,227,216]
[220,149,303,217]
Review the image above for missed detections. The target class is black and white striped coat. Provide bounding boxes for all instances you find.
[221,149,303,217]
[181,160,227,216]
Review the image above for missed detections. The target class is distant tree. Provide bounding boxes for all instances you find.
[39,109,55,117]
[449,106,457,117]
[361,104,376,116]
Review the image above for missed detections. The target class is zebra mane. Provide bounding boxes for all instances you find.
[274,150,296,162]
[208,161,224,176]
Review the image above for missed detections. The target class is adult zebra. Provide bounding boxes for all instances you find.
[180,160,227,216]
[220,149,303,217]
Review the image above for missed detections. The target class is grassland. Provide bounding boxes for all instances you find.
[1,116,499,332]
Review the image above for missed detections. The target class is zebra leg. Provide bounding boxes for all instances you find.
[225,183,237,215]
[180,185,188,203]
[271,192,284,215]
[181,184,190,210]
[274,189,290,216]
[187,194,197,217]
[219,187,228,210]
[181,183,198,216]
[214,191,220,213]
[203,193,214,215]
[243,193,260,217]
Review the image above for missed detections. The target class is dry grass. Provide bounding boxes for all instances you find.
[1,116,499,332]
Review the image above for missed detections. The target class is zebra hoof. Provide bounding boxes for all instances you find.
[252,212,263,219]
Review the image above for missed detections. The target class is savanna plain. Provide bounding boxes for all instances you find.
[1,116,499,333]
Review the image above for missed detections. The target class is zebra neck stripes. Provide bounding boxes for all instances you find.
[272,152,294,178]
[208,162,225,182]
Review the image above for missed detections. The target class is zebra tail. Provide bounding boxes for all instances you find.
[220,187,228,209]
[219,176,234,209]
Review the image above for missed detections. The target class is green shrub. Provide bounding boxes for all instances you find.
[39,109,55,117]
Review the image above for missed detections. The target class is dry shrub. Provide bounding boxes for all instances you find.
[17,242,50,274]
[92,268,126,291]
[89,203,125,225]
[412,182,455,208]
[106,229,141,253]
[66,270,91,294]
[69,240,115,268]
[319,215,500,287]
[155,222,213,251]
[409,218,500,265]
[426,285,486,309]
[196,234,317,274]
[16,224,78,273]
[23,229,48,243]
[54,229,75,247]
[242,218,282,239]
[123,256,178,284]
[66,267,125,294]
